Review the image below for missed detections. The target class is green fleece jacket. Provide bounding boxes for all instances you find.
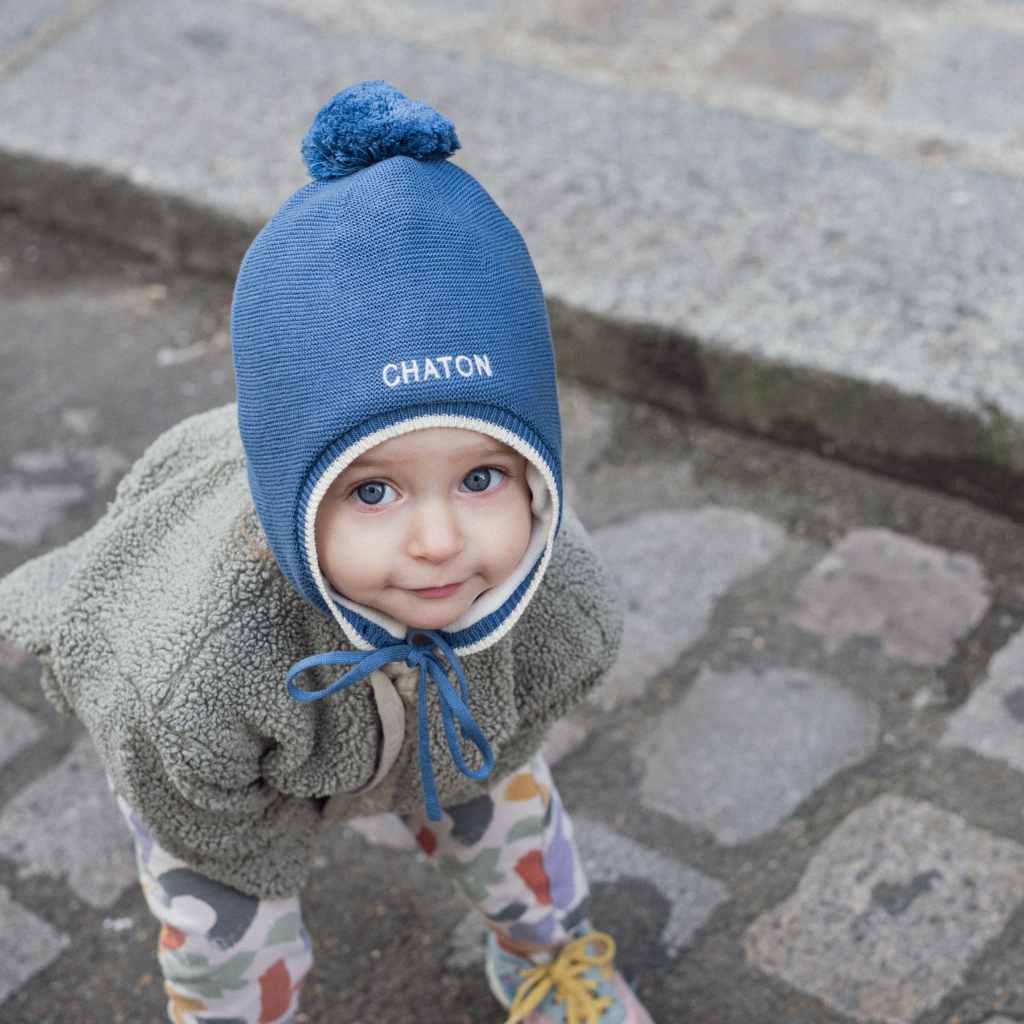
[0,404,623,898]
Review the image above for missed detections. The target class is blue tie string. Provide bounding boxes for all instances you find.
[285,628,495,820]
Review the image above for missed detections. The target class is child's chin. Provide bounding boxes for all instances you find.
[406,614,457,632]
[403,603,464,632]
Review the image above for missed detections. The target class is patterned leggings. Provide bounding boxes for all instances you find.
[118,752,590,1024]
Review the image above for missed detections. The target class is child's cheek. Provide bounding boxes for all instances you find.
[323,509,397,587]
[506,483,535,563]
[315,505,352,585]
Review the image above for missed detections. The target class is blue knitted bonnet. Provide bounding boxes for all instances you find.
[231,81,563,658]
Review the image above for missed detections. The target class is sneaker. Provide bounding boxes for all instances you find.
[484,928,655,1023]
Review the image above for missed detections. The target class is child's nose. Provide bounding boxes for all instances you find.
[407,500,464,562]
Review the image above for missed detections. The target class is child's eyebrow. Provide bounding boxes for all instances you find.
[347,443,517,471]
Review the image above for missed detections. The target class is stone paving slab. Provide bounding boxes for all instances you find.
[744,795,1024,1023]
[714,11,885,103]
[0,0,104,66]
[0,480,87,547]
[573,818,730,958]
[0,694,41,769]
[4,0,1024,511]
[0,886,69,1005]
[885,23,1024,138]
[591,507,786,709]
[641,667,880,845]
[942,627,1024,773]
[0,738,136,909]
[788,528,991,667]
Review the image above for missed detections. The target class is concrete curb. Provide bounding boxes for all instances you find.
[551,301,1024,521]
[8,146,1024,523]
[0,149,253,276]
[6,147,1024,523]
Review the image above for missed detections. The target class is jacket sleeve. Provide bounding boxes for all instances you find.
[92,581,382,900]
[100,697,325,899]
[512,504,624,723]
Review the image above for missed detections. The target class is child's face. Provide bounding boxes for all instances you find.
[315,428,534,631]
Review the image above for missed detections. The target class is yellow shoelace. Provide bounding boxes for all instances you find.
[505,931,616,1024]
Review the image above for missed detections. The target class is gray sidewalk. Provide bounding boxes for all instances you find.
[5,213,1024,1023]
[2,0,1024,516]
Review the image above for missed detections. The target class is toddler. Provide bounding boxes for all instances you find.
[0,81,655,1023]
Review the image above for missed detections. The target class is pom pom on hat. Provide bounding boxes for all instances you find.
[301,80,460,181]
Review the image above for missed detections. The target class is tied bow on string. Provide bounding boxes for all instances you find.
[285,628,494,820]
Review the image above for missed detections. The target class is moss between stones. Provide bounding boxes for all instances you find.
[549,298,1024,524]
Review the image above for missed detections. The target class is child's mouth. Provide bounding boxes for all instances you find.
[410,581,464,598]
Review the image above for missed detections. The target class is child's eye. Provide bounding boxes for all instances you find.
[352,481,398,507]
[461,466,506,493]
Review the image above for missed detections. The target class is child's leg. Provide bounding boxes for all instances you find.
[400,751,591,956]
[115,794,312,1024]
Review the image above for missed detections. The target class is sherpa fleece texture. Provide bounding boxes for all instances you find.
[0,404,623,899]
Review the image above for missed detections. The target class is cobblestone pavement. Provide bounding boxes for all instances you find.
[6,216,1024,1024]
